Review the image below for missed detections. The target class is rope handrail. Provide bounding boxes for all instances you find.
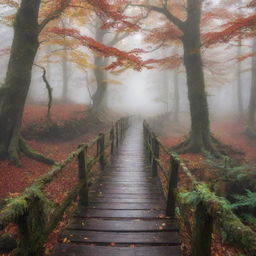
[143,120,256,256]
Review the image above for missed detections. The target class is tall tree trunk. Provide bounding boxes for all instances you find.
[0,0,40,163]
[178,0,213,152]
[62,48,69,102]
[173,71,180,122]
[237,39,244,118]
[247,38,256,129]
[90,25,108,119]
[61,20,69,102]
[0,0,54,165]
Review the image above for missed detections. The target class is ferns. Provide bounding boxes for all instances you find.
[232,190,256,209]
[231,190,256,226]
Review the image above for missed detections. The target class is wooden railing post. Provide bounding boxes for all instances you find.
[78,147,88,207]
[166,157,179,216]
[152,136,159,177]
[99,133,105,168]
[16,195,46,256]
[192,202,213,256]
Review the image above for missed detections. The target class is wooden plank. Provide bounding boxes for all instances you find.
[89,198,165,204]
[74,209,165,218]
[67,218,179,231]
[95,183,156,188]
[88,202,164,210]
[103,171,149,175]
[53,245,181,256]
[91,187,161,194]
[96,180,156,185]
[60,230,180,245]
[89,193,162,199]
[100,177,154,182]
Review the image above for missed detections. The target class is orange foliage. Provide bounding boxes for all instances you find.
[49,27,152,71]
[203,14,256,47]
[151,54,183,70]
[144,23,182,45]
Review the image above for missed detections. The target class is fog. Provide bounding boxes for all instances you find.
[0,1,256,254]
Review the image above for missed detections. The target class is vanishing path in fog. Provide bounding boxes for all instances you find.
[53,120,181,256]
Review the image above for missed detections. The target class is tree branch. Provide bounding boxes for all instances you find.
[38,0,71,33]
[34,64,53,123]
[130,4,185,31]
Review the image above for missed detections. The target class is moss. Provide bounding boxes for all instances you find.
[179,182,256,255]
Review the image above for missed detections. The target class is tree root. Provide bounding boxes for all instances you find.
[170,134,221,157]
[210,134,243,156]
[19,137,55,165]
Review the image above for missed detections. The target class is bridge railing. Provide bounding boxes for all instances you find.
[0,117,129,256]
[143,121,256,256]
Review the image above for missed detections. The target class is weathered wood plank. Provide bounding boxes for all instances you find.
[91,187,161,194]
[53,244,181,256]
[89,193,163,199]
[67,218,179,231]
[74,209,165,218]
[87,202,164,210]
[89,198,165,204]
[99,176,154,182]
[60,230,180,245]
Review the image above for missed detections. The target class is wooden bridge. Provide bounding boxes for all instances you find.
[53,119,181,256]
[0,117,256,256]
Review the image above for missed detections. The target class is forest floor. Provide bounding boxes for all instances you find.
[0,103,109,198]
[0,103,110,255]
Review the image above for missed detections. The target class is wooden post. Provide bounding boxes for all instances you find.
[78,147,88,207]
[99,133,105,168]
[192,202,213,256]
[152,136,159,177]
[16,195,46,256]
[110,127,114,155]
[166,157,179,216]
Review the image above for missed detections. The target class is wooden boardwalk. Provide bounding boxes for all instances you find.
[53,121,181,256]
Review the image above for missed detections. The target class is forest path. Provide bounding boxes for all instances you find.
[52,120,181,256]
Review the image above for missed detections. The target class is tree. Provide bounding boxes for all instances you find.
[0,0,68,165]
[132,0,215,153]
[88,10,149,122]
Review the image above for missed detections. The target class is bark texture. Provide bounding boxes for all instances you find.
[0,0,54,165]
[177,0,213,152]
[0,0,40,163]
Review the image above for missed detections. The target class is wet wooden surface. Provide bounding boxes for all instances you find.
[52,121,181,256]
